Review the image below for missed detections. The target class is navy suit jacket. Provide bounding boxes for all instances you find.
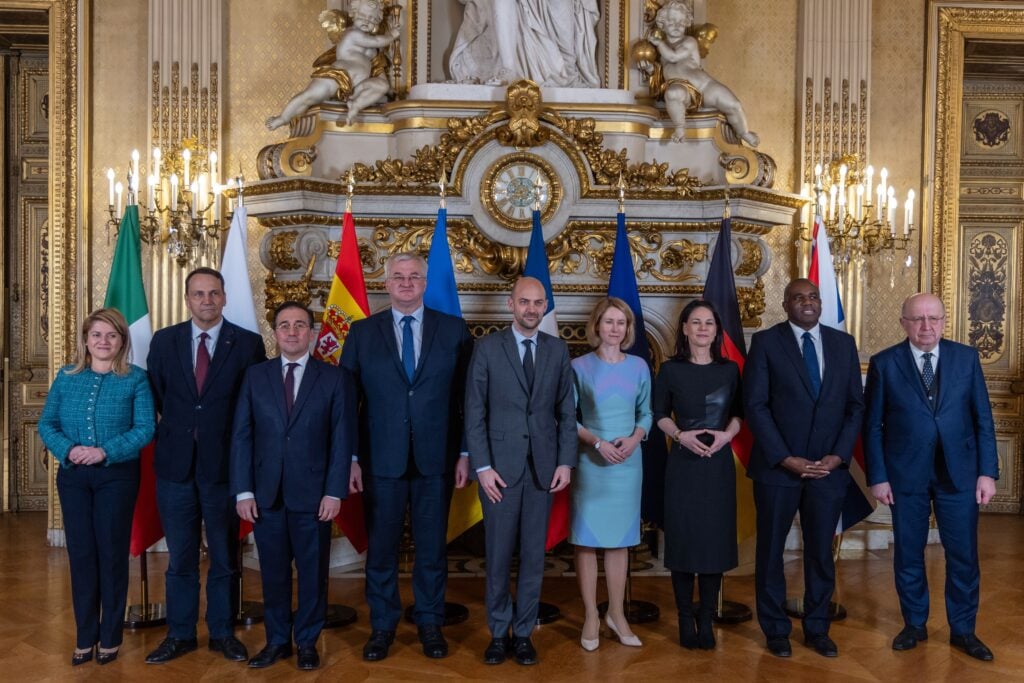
[229,357,356,512]
[340,307,474,478]
[863,338,999,494]
[744,321,864,490]
[147,319,266,484]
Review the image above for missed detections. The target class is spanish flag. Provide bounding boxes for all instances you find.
[313,210,370,553]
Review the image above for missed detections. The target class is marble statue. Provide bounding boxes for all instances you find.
[449,0,600,88]
[640,0,759,146]
[266,0,400,130]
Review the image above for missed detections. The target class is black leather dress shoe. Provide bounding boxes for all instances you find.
[512,636,537,665]
[296,645,320,670]
[145,637,198,664]
[248,643,292,668]
[950,633,994,661]
[418,624,449,659]
[483,637,510,665]
[71,647,94,666]
[892,625,928,651]
[362,630,395,662]
[209,635,248,662]
[805,634,839,657]
[96,648,119,665]
[766,636,792,657]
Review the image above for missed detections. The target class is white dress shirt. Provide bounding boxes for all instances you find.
[392,305,424,368]
[908,342,940,375]
[790,321,824,379]
[191,319,223,367]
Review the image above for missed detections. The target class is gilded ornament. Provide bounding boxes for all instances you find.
[736,280,766,328]
[967,232,1007,360]
[735,238,763,277]
[268,231,301,270]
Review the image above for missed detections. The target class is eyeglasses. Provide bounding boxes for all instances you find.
[275,321,310,331]
[388,274,424,284]
[901,315,945,325]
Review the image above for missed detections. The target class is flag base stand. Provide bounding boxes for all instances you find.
[783,598,847,621]
[124,553,167,628]
[236,601,264,626]
[712,600,752,624]
[404,602,470,626]
[324,604,358,628]
[536,601,561,624]
[598,600,660,624]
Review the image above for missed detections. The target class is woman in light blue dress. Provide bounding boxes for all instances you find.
[571,297,652,651]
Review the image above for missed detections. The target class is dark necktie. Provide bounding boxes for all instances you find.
[802,331,821,399]
[522,338,535,390]
[401,315,416,381]
[195,332,210,393]
[922,352,935,392]
[284,362,298,416]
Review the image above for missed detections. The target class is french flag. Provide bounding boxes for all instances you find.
[808,214,875,532]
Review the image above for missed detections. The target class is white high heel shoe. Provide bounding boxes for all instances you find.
[606,614,642,647]
[580,635,599,652]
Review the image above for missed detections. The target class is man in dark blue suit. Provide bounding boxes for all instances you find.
[864,293,998,661]
[145,267,266,664]
[744,278,864,658]
[231,301,356,671]
[340,252,474,661]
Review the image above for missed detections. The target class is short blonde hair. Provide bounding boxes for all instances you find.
[69,307,132,376]
[586,297,636,350]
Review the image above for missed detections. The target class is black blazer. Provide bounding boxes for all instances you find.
[229,357,356,512]
[147,319,266,484]
[340,307,474,478]
[743,322,864,490]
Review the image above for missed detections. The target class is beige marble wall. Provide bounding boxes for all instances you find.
[865,0,926,354]
[704,0,800,330]
[224,0,324,346]
[88,0,149,309]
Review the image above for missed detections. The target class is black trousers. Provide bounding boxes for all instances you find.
[57,460,140,649]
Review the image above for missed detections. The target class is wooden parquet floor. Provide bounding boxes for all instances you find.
[1,512,1022,682]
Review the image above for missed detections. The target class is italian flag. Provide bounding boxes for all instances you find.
[103,205,162,556]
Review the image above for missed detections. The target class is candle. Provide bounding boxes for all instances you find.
[814,163,823,185]
[838,163,848,193]
[182,149,191,187]
[130,149,140,199]
[888,198,897,236]
[115,182,123,216]
[828,185,837,221]
[904,189,915,235]
[879,168,888,203]
[198,173,208,213]
[876,184,884,220]
[152,147,161,180]
[170,173,179,211]
[190,182,198,218]
[209,151,218,186]
[106,168,115,207]
[864,166,874,200]
[855,184,864,221]
[147,175,156,211]
[213,183,222,224]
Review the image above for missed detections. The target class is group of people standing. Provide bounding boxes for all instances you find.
[39,252,999,670]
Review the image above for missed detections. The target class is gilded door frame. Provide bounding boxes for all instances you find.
[924,0,1024,512]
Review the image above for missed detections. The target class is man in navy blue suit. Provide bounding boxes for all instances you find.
[145,267,266,665]
[231,301,355,671]
[744,278,864,659]
[864,292,998,661]
[340,252,474,661]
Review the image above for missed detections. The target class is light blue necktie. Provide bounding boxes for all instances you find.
[802,331,821,399]
[401,315,416,381]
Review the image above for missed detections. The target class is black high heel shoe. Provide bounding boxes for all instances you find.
[97,648,119,665]
[71,647,94,666]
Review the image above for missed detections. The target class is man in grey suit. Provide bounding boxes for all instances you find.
[464,276,577,666]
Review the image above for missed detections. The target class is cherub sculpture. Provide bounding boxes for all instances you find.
[266,0,400,130]
[634,0,759,146]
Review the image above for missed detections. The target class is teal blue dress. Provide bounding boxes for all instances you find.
[570,353,653,548]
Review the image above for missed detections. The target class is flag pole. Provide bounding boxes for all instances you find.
[124,552,167,628]
[402,164,470,627]
[323,165,360,630]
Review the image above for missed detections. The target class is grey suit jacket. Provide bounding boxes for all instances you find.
[464,327,577,486]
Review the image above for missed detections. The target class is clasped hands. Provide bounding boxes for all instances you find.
[478,464,571,505]
[236,495,341,523]
[595,434,642,465]
[781,454,842,479]
[67,445,106,466]
[675,429,732,458]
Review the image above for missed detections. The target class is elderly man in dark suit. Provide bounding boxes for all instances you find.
[464,276,577,666]
[231,301,355,671]
[743,278,864,659]
[864,292,998,661]
[340,252,474,662]
[145,267,266,665]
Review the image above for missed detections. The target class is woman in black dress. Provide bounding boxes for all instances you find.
[653,299,742,650]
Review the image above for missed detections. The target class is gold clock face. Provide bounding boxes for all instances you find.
[482,153,563,231]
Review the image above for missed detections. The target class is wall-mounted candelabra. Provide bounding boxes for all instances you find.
[105,139,243,268]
